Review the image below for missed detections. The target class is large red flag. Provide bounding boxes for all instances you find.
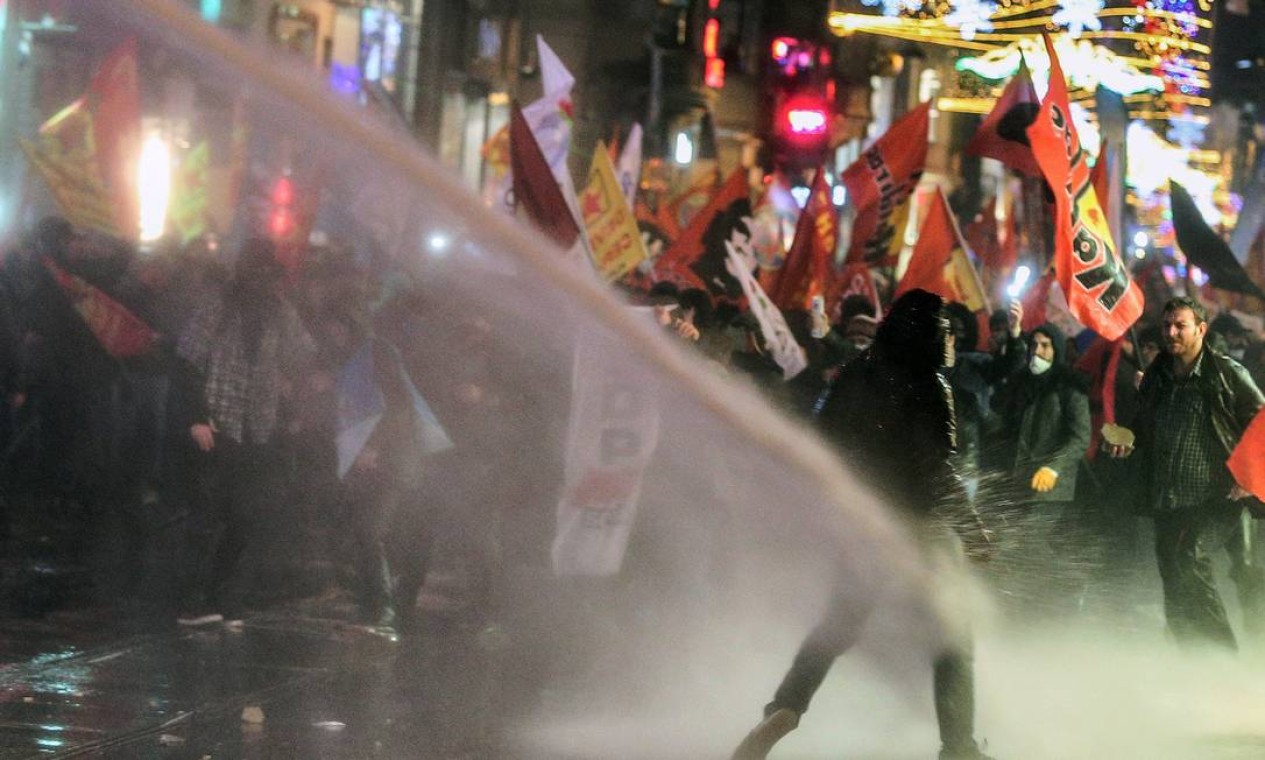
[1026,34,1143,342]
[840,102,930,268]
[43,258,158,358]
[895,189,990,312]
[966,60,1043,178]
[87,38,141,241]
[1229,409,1265,503]
[767,168,838,311]
[510,102,581,249]
[1074,336,1123,460]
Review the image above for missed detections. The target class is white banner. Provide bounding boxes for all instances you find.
[725,242,808,379]
[552,317,661,576]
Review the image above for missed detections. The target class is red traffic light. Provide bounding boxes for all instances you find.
[778,95,830,138]
[271,176,294,207]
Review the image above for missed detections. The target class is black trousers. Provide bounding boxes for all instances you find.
[766,530,979,753]
[183,439,284,617]
[1153,500,1244,651]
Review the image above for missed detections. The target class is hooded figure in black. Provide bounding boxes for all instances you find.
[733,289,995,760]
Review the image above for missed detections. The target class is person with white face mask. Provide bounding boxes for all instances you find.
[991,322,1092,621]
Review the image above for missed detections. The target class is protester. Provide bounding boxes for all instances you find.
[732,289,995,760]
[173,238,314,629]
[993,322,1092,617]
[944,300,1026,478]
[1109,297,1265,651]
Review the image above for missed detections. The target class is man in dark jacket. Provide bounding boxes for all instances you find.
[994,322,1092,616]
[1109,297,1265,651]
[732,290,995,760]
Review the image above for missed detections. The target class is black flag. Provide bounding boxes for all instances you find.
[1170,180,1265,300]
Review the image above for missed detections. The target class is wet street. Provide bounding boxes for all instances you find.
[0,596,505,759]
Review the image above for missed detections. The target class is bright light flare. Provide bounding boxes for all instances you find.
[787,109,827,135]
[673,133,693,165]
[1006,264,1032,298]
[137,132,172,244]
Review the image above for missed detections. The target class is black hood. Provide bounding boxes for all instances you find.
[873,289,947,375]
[1031,322,1067,366]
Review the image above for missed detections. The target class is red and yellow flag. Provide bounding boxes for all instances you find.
[579,143,649,282]
[767,168,837,312]
[43,258,158,358]
[1025,34,1142,341]
[19,99,119,237]
[896,189,989,313]
[840,102,929,268]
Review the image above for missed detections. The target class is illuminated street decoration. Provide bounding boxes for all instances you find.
[1166,112,1206,150]
[861,0,927,19]
[1052,0,1104,37]
[955,37,1165,96]
[1126,121,1220,220]
[943,0,998,40]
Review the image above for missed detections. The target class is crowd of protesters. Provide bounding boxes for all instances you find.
[3,211,1265,757]
[0,216,552,641]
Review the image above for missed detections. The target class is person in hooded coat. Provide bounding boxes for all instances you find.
[732,289,995,760]
[993,322,1092,618]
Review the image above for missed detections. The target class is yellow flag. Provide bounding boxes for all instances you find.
[20,99,118,236]
[169,140,210,244]
[578,143,648,282]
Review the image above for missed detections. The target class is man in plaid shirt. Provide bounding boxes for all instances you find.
[175,238,313,629]
[1110,296,1265,651]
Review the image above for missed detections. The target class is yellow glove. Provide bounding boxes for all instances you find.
[1031,466,1059,493]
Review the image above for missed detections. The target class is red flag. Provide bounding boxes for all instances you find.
[1074,337,1123,460]
[1026,34,1143,341]
[1020,269,1055,331]
[767,168,837,311]
[657,169,747,271]
[1230,409,1265,502]
[840,102,930,268]
[43,258,158,358]
[826,262,882,321]
[896,189,989,312]
[510,102,581,249]
[87,38,141,241]
[651,169,748,293]
[966,60,1043,178]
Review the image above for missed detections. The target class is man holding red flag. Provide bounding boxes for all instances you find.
[1109,297,1265,651]
[1025,34,1143,342]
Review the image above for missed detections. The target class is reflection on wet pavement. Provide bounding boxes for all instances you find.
[0,603,500,759]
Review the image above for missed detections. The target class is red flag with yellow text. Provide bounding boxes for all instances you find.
[767,168,837,311]
[1026,34,1142,341]
[841,102,929,268]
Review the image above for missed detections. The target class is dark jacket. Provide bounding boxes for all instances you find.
[817,290,968,521]
[1131,347,1265,513]
[997,323,1091,503]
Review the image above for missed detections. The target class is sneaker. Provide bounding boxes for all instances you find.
[732,708,799,760]
[177,610,223,626]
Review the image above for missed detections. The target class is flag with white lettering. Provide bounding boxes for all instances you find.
[1026,34,1142,341]
[726,242,807,379]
